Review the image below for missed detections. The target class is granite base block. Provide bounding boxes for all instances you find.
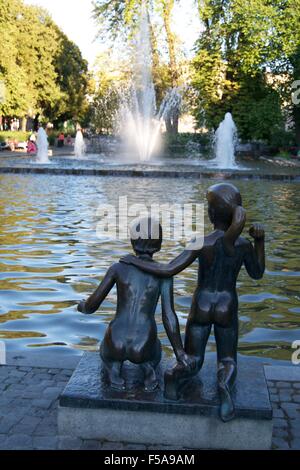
[58,353,273,450]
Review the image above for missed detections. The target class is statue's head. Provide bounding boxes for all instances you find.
[207,183,242,229]
[130,217,162,256]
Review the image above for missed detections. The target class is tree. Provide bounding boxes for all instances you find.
[270,0,300,145]
[0,0,89,126]
[192,0,300,144]
[93,0,144,40]
[156,0,181,134]
[90,50,131,133]
[0,1,62,122]
[93,0,184,134]
[50,28,90,123]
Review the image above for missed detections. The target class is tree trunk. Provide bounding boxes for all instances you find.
[21,117,27,132]
[165,114,179,135]
[294,106,300,146]
[165,116,173,134]
[162,0,178,87]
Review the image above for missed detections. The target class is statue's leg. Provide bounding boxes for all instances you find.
[142,340,162,392]
[164,323,212,401]
[100,342,126,391]
[214,318,238,422]
[184,321,212,366]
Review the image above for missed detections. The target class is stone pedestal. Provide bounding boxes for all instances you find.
[58,353,273,450]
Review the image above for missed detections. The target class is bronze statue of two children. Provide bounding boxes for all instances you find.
[78,183,265,422]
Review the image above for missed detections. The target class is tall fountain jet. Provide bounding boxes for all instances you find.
[213,113,238,169]
[120,3,181,161]
[74,127,86,158]
[36,124,50,164]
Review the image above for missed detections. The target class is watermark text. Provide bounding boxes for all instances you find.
[0,341,6,365]
[292,80,300,105]
[96,197,205,250]
[292,340,300,365]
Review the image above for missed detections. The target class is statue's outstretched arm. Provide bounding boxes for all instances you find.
[120,249,199,278]
[161,279,196,369]
[78,265,117,314]
[161,279,184,358]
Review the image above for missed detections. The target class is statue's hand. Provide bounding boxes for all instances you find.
[119,254,138,266]
[249,224,265,241]
[177,352,197,372]
[77,300,90,314]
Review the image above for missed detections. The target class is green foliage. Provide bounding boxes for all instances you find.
[231,75,285,142]
[93,0,143,40]
[93,0,184,134]
[192,0,300,144]
[0,0,89,123]
[163,131,211,147]
[50,28,90,123]
[89,51,131,133]
[269,128,295,149]
[47,133,56,146]
[277,150,290,159]
[0,131,30,142]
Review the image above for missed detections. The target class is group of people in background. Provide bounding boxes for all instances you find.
[57,133,73,147]
[0,118,20,132]
[0,122,85,158]
[26,130,78,154]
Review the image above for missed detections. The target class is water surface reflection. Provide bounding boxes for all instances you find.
[0,175,299,363]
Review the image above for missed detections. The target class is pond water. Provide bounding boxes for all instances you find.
[0,173,299,364]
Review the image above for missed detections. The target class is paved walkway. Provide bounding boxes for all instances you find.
[0,364,299,450]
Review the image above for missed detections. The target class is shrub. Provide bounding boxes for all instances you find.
[269,127,295,149]
[47,134,56,146]
[0,131,30,143]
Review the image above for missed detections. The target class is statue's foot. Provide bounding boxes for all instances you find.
[164,381,180,401]
[110,376,126,391]
[164,369,181,400]
[219,384,235,422]
[109,367,126,391]
[144,370,159,392]
[144,378,159,392]
[143,364,159,392]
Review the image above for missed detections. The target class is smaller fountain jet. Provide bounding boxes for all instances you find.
[36,123,50,164]
[213,113,238,169]
[74,126,86,158]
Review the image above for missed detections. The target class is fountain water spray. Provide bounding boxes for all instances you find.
[213,112,238,169]
[74,127,86,158]
[36,125,50,164]
[119,3,182,161]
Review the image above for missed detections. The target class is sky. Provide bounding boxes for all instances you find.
[24,0,201,67]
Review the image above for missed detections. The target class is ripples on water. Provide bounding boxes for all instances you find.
[0,174,299,363]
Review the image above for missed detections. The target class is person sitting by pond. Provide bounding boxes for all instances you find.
[27,139,37,154]
[29,132,36,143]
[121,184,265,422]
[57,132,65,147]
[66,134,73,146]
[78,217,195,392]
